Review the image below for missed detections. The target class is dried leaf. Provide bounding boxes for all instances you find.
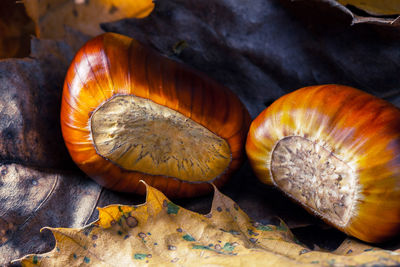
[308,0,400,26]
[337,0,400,16]
[0,29,102,265]
[0,29,88,169]
[17,183,400,266]
[24,0,155,38]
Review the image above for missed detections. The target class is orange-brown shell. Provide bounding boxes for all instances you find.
[246,85,400,242]
[61,33,250,198]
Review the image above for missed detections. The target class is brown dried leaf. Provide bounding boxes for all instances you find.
[0,29,102,266]
[24,0,155,39]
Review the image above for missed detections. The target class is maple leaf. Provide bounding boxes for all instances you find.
[16,183,400,266]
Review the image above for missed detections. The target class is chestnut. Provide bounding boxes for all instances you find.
[246,85,400,242]
[61,33,250,198]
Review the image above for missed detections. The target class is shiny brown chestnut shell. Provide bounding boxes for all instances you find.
[61,33,250,198]
[246,85,400,243]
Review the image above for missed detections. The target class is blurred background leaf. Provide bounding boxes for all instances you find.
[23,0,154,38]
[0,0,35,59]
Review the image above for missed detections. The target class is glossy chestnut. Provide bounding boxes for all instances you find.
[61,33,250,198]
[246,85,400,242]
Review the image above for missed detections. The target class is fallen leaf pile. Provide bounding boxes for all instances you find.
[17,183,400,266]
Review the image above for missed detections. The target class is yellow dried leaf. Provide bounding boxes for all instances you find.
[24,0,155,38]
[16,183,400,266]
[337,0,400,16]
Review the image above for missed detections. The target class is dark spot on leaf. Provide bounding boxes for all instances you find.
[249,238,257,243]
[167,202,179,214]
[109,5,118,14]
[1,169,7,176]
[247,229,259,236]
[110,220,116,226]
[183,234,196,241]
[83,256,90,263]
[134,253,147,260]
[192,245,210,250]
[223,242,235,251]
[168,245,176,250]
[33,255,39,264]
[217,207,222,212]
[225,208,230,212]
[257,225,273,231]
[126,216,138,228]
[72,8,78,17]
[83,225,94,236]
[347,249,353,254]
[177,228,182,232]
[163,200,168,207]
[92,234,98,240]
[138,232,146,238]
[233,204,239,211]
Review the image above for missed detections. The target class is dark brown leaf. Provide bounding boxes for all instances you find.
[0,29,102,266]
